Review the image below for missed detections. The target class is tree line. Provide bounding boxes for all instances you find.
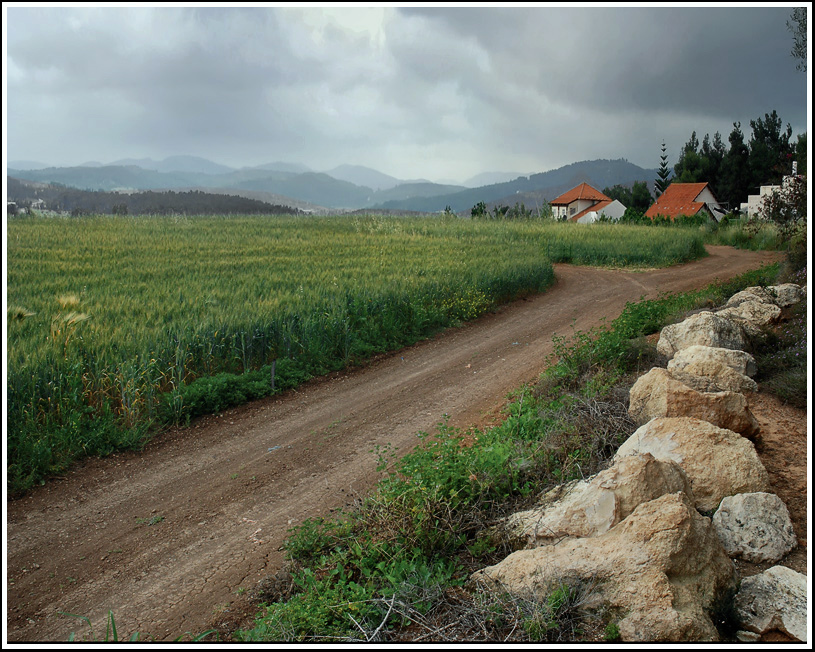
[671,110,806,211]
[593,109,805,219]
[7,178,298,216]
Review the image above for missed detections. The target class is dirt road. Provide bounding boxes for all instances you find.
[6,246,782,642]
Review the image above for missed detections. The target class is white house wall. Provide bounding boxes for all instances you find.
[694,186,727,221]
[576,199,626,224]
[600,200,626,221]
[740,185,780,218]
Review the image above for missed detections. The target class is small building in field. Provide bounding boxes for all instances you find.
[644,182,726,221]
[740,184,780,219]
[575,199,627,224]
[551,183,624,222]
[740,164,801,218]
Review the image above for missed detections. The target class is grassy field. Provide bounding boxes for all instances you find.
[6,214,707,493]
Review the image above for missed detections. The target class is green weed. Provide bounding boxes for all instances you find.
[135,515,164,526]
[60,609,216,642]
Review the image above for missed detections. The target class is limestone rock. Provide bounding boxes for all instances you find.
[666,345,758,393]
[770,283,805,307]
[712,492,797,563]
[725,284,805,309]
[656,312,747,359]
[472,493,736,642]
[675,344,757,377]
[667,366,757,394]
[716,300,781,336]
[508,453,693,547]
[628,368,760,438]
[613,417,769,512]
[725,286,778,308]
[734,566,808,642]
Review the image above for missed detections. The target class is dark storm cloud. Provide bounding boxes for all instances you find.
[400,6,805,120]
[5,5,808,181]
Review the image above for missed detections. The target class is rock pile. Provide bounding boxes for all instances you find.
[471,284,807,642]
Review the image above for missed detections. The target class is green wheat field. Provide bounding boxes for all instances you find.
[6,214,706,493]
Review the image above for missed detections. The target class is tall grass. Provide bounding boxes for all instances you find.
[7,214,705,494]
[702,219,784,250]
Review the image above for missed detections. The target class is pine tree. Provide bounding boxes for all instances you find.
[654,141,671,197]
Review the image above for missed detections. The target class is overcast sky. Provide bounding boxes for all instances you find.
[4,4,810,183]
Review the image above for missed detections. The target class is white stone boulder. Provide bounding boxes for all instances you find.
[716,300,782,336]
[613,417,769,512]
[656,312,747,359]
[667,365,758,395]
[734,565,808,642]
[628,368,760,438]
[726,284,805,309]
[472,493,737,642]
[712,492,797,563]
[769,283,805,307]
[507,453,693,547]
[666,344,758,393]
[684,345,758,377]
[724,286,778,308]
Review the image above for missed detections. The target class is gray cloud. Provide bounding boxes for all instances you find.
[5,5,808,181]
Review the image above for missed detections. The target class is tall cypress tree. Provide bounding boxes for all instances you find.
[654,141,671,197]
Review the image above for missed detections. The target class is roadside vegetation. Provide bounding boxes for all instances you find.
[235,249,805,642]
[7,215,707,494]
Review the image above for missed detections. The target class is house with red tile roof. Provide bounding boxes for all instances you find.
[551,183,625,222]
[644,182,726,221]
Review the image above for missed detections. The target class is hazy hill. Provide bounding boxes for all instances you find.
[246,161,313,174]
[180,187,331,214]
[234,172,373,209]
[109,155,235,175]
[7,176,301,215]
[324,164,402,191]
[8,157,660,213]
[7,165,200,191]
[368,182,467,205]
[373,159,660,213]
[462,171,529,187]
[8,160,52,170]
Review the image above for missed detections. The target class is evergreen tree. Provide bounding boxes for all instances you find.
[718,122,751,209]
[630,181,653,212]
[655,142,671,197]
[602,184,633,207]
[698,132,726,195]
[673,130,727,195]
[795,133,807,176]
[748,110,794,189]
[602,182,652,212]
[674,132,704,182]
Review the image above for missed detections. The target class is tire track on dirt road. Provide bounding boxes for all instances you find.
[6,246,781,642]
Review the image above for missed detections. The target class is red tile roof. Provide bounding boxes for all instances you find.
[645,182,711,219]
[571,198,614,222]
[551,182,611,205]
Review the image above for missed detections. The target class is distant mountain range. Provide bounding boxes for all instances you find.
[374,159,662,213]
[8,156,659,213]
[462,171,530,187]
